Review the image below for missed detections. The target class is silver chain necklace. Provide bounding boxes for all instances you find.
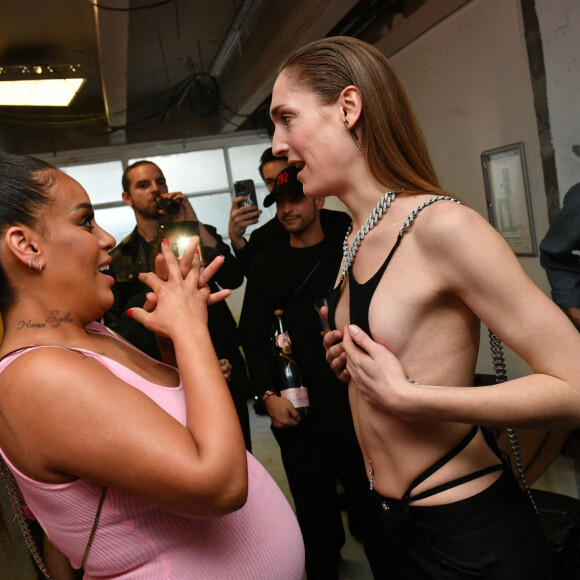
[341,190,398,279]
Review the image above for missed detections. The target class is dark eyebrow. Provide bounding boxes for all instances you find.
[69,203,93,214]
[270,104,282,120]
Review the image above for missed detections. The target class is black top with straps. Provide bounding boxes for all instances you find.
[327,196,461,336]
[325,196,508,502]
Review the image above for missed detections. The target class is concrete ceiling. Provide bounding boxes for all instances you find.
[0,0,464,156]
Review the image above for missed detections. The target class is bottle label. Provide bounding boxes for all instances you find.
[280,386,310,409]
[276,332,292,349]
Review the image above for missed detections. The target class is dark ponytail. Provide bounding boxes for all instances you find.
[0,154,59,306]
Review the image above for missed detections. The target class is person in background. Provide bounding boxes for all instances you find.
[539,182,580,498]
[106,160,243,329]
[540,182,580,329]
[239,166,386,580]
[228,147,351,275]
[104,160,252,451]
[0,154,305,579]
[271,36,580,578]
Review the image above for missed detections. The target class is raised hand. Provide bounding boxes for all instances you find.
[153,238,232,306]
[228,196,261,251]
[129,236,209,337]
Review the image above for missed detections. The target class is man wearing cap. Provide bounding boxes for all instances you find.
[228,147,351,275]
[239,167,385,580]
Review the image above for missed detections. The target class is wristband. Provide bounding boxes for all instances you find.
[262,389,277,402]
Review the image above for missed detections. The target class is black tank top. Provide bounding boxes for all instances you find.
[327,196,461,335]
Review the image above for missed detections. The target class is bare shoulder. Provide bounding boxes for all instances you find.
[410,198,507,256]
[0,346,127,412]
[411,197,485,233]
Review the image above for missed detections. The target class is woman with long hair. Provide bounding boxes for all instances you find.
[269,36,580,578]
[0,154,304,579]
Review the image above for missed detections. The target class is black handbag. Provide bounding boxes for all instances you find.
[487,330,580,578]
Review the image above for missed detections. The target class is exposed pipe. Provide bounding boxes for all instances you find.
[209,0,263,77]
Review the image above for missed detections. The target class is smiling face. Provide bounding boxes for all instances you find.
[40,172,116,322]
[270,70,353,200]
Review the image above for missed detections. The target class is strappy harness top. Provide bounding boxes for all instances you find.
[326,196,508,505]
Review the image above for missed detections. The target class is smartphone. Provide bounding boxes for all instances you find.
[234,179,258,208]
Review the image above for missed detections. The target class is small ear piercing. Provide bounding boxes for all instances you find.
[344,116,363,151]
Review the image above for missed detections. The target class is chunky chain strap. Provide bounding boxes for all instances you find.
[398,195,463,235]
[488,330,538,515]
[0,456,53,579]
[341,190,397,279]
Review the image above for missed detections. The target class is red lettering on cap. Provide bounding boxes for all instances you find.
[277,171,289,184]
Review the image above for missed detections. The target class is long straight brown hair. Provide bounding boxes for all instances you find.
[279,36,446,196]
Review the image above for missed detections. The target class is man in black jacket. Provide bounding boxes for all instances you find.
[239,166,385,580]
[104,160,252,450]
[228,148,351,275]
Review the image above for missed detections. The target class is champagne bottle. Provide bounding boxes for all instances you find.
[155,195,180,215]
[273,309,310,416]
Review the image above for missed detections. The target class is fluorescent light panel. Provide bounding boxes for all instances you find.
[0,78,86,106]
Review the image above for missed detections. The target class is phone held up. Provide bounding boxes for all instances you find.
[234,179,258,209]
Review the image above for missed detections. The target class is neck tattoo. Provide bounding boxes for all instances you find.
[341,189,399,279]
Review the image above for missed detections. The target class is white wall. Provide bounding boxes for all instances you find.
[376,0,578,497]
[536,0,580,200]
[379,0,551,379]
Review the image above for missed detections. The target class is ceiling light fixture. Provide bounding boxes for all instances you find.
[0,64,86,107]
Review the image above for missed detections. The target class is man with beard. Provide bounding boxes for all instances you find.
[239,166,385,580]
[104,160,252,451]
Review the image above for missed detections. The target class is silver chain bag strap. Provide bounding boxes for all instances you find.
[488,330,538,515]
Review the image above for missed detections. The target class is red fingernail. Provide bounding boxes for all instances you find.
[126,309,133,318]
[195,248,199,255]
[162,238,169,246]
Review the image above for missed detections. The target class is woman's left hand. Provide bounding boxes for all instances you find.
[154,243,231,306]
[342,324,411,414]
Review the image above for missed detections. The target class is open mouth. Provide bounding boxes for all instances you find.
[98,262,114,282]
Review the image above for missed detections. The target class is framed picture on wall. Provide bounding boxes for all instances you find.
[481,142,537,256]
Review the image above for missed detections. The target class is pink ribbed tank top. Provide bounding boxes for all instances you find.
[0,322,304,579]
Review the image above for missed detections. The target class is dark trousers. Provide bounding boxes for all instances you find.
[271,386,387,580]
[371,469,557,579]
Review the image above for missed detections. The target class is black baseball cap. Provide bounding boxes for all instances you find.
[263,166,305,208]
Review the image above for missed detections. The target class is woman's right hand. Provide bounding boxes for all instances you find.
[152,240,231,307]
[130,236,210,338]
[323,327,350,383]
